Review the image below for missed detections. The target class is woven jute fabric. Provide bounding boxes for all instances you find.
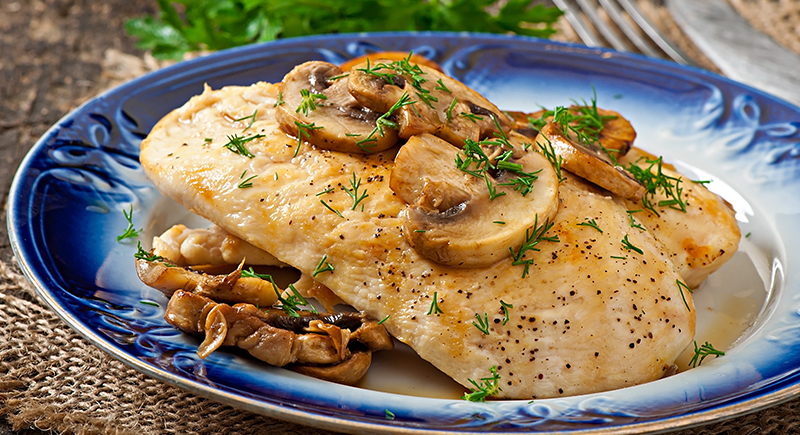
[3,2,800,435]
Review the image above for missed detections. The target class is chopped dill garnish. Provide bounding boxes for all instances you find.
[319,199,344,218]
[134,242,175,267]
[296,88,327,116]
[676,279,693,311]
[536,135,566,182]
[313,254,335,277]
[237,171,257,188]
[434,78,451,94]
[378,315,390,325]
[139,300,159,307]
[626,209,646,231]
[689,341,724,367]
[385,409,395,420]
[234,109,257,131]
[274,91,284,107]
[223,133,263,158]
[357,92,415,151]
[294,121,323,157]
[621,234,643,255]
[626,156,686,216]
[446,96,457,122]
[472,312,490,335]
[328,73,350,81]
[509,215,558,278]
[316,187,335,196]
[576,218,602,234]
[116,204,141,242]
[342,171,369,210]
[462,365,501,402]
[500,300,513,325]
[427,291,444,315]
[460,112,483,123]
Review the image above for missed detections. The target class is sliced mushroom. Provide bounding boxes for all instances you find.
[536,121,645,201]
[289,351,372,385]
[135,255,279,307]
[514,106,636,156]
[390,133,559,268]
[340,51,443,73]
[347,58,513,145]
[276,61,399,154]
[164,290,393,384]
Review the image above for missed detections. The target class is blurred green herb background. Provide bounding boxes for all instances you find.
[125,0,563,60]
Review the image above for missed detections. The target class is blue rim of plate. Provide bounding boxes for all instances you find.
[7,32,800,434]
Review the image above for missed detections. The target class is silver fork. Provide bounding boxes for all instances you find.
[552,0,697,66]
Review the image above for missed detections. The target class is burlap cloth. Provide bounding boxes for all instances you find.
[3,1,800,434]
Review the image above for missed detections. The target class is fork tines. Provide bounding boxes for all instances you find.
[552,0,697,66]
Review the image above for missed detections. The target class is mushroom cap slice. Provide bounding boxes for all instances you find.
[390,133,559,268]
[347,58,513,145]
[340,51,443,72]
[276,61,399,154]
[510,106,636,156]
[536,122,645,201]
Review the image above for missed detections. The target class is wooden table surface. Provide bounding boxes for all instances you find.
[2,1,799,434]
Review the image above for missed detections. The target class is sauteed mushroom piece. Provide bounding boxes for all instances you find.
[390,133,559,268]
[135,254,279,307]
[164,290,393,385]
[536,122,645,201]
[276,61,399,154]
[347,57,513,145]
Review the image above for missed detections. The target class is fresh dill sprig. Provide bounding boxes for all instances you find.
[676,279,693,311]
[576,218,602,234]
[294,121,323,157]
[116,204,141,242]
[277,284,319,317]
[378,315,390,325]
[319,199,344,218]
[139,300,159,307]
[536,135,566,182]
[133,242,175,267]
[238,171,257,188]
[689,341,725,368]
[385,409,395,420]
[500,300,513,325]
[462,365,501,402]
[316,187,335,196]
[460,112,483,123]
[234,109,257,131]
[509,215,559,278]
[313,254,335,277]
[427,291,444,315]
[446,96,458,122]
[621,234,643,255]
[357,92,415,150]
[434,78,451,94]
[296,88,327,116]
[274,91,284,107]
[626,209,646,230]
[472,312,490,335]
[341,171,369,210]
[224,134,263,158]
[626,156,686,216]
[328,73,350,81]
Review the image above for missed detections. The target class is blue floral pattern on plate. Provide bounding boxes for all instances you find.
[8,32,800,433]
